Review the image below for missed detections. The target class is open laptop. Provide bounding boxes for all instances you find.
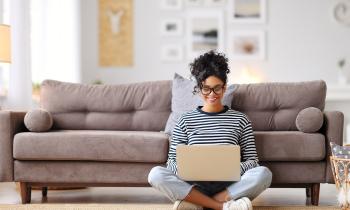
[176,145,241,181]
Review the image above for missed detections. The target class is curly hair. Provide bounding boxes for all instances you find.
[190,51,230,95]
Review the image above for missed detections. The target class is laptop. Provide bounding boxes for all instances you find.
[176,145,241,181]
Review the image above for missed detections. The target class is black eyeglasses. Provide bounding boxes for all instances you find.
[200,85,224,95]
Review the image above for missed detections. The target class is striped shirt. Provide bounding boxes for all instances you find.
[166,105,259,176]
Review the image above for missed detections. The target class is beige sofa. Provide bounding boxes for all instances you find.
[0,79,344,205]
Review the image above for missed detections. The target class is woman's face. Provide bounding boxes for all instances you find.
[200,76,226,106]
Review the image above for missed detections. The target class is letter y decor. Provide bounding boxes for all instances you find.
[99,0,133,67]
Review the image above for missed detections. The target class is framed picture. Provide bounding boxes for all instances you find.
[185,0,204,7]
[99,0,133,67]
[229,0,266,23]
[160,19,183,36]
[228,31,265,60]
[186,11,224,59]
[160,0,182,10]
[204,0,226,7]
[161,44,183,62]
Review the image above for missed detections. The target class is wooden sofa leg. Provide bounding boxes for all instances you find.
[306,187,311,198]
[42,187,48,197]
[311,183,320,206]
[20,182,31,204]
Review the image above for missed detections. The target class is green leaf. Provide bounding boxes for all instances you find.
[338,58,346,68]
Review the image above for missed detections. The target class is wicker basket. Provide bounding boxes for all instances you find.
[330,156,350,209]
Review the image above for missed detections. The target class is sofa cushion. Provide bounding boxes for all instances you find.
[296,107,324,133]
[254,131,326,161]
[40,80,172,131]
[14,161,159,184]
[164,73,235,135]
[24,109,53,132]
[260,162,326,183]
[13,130,169,163]
[231,80,326,131]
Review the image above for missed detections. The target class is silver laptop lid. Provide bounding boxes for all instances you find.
[176,145,240,181]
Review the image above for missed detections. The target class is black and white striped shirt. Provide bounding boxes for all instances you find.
[166,105,259,176]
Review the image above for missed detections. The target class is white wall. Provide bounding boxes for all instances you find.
[263,0,350,83]
[81,0,350,85]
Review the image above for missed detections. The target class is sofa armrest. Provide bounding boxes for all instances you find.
[321,111,344,183]
[0,110,27,181]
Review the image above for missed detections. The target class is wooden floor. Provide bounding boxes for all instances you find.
[0,182,338,206]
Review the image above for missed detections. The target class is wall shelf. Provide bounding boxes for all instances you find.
[326,85,350,101]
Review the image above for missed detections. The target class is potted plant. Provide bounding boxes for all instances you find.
[338,58,348,85]
[32,82,41,103]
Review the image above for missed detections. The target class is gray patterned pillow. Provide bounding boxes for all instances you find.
[330,142,350,186]
[330,142,350,159]
[164,73,236,135]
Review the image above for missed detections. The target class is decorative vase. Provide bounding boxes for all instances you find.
[338,70,348,85]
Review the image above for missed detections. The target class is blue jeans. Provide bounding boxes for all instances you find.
[148,166,272,203]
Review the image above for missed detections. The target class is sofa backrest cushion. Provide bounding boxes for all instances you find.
[231,80,326,131]
[40,80,172,131]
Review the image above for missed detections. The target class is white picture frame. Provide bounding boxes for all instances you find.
[204,0,226,7]
[160,0,183,10]
[229,0,266,23]
[185,0,204,7]
[161,44,183,62]
[228,31,265,60]
[186,10,224,60]
[160,19,183,36]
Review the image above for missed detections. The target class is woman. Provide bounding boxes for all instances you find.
[148,51,272,210]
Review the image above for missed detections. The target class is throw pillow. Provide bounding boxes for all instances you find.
[164,73,235,135]
[330,142,350,159]
[295,107,323,133]
[24,108,53,132]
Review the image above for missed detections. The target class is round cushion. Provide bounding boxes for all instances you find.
[296,107,324,133]
[24,109,53,132]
